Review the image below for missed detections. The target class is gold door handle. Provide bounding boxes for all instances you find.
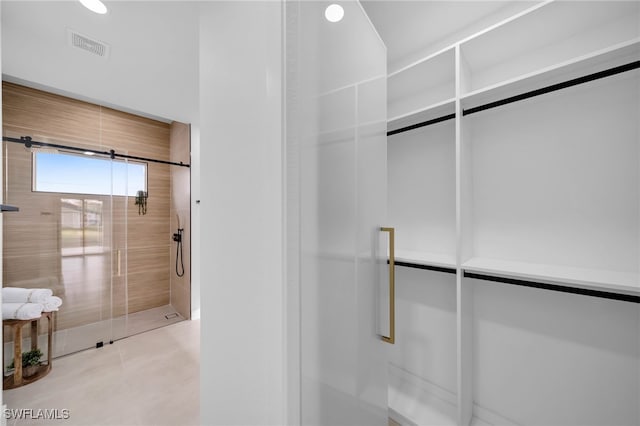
[381,227,395,344]
[117,249,122,277]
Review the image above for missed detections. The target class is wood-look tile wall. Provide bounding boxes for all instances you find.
[1,82,185,331]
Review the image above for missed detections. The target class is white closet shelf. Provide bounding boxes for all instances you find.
[460,38,640,113]
[395,249,457,271]
[389,98,455,125]
[459,0,639,93]
[387,47,455,122]
[388,99,456,135]
[462,257,640,296]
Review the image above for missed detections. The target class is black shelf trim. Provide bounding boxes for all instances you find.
[0,204,19,212]
[3,136,190,168]
[390,260,457,275]
[463,60,640,116]
[464,271,640,304]
[387,113,456,136]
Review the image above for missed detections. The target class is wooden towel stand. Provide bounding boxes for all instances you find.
[3,311,53,389]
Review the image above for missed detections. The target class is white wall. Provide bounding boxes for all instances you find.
[473,279,640,425]
[198,2,284,424]
[190,123,201,321]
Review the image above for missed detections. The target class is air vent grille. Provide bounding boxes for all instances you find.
[67,29,110,58]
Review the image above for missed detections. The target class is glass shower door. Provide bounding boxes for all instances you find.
[110,155,134,341]
[1,137,125,360]
[58,194,115,352]
[109,155,131,343]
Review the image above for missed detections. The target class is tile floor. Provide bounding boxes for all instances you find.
[4,305,185,364]
[3,319,199,426]
[4,318,400,426]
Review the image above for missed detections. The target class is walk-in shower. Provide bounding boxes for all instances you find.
[2,82,192,365]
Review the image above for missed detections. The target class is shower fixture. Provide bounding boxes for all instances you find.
[173,229,185,277]
[135,190,148,215]
[173,214,185,277]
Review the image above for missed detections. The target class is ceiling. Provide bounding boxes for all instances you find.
[2,1,539,123]
[2,1,200,123]
[361,0,541,72]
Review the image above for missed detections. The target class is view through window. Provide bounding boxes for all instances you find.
[33,151,146,196]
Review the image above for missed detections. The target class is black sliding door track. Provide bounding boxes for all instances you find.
[463,60,640,116]
[464,271,640,304]
[3,136,190,168]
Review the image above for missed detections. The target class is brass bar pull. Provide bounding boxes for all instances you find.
[381,227,395,344]
[117,249,121,277]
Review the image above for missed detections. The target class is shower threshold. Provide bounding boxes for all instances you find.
[3,305,184,365]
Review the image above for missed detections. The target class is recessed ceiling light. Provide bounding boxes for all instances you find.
[325,4,344,23]
[79,0,108,15]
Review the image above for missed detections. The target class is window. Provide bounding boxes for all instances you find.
[33,152,147,196]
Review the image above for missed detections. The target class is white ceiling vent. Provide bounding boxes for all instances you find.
[67,29,110,59]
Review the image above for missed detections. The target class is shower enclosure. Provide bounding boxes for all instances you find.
[2,82,191,362]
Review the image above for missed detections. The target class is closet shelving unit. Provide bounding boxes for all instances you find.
[387,1,640,425]
[388,47,457,273]
[387,46,459,426]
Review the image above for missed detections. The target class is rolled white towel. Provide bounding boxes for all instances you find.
[2,303,44,320]
[2,287,53,304]
[42,296,63,312]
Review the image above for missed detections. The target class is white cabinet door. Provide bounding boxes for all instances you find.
[286,2,389,425]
